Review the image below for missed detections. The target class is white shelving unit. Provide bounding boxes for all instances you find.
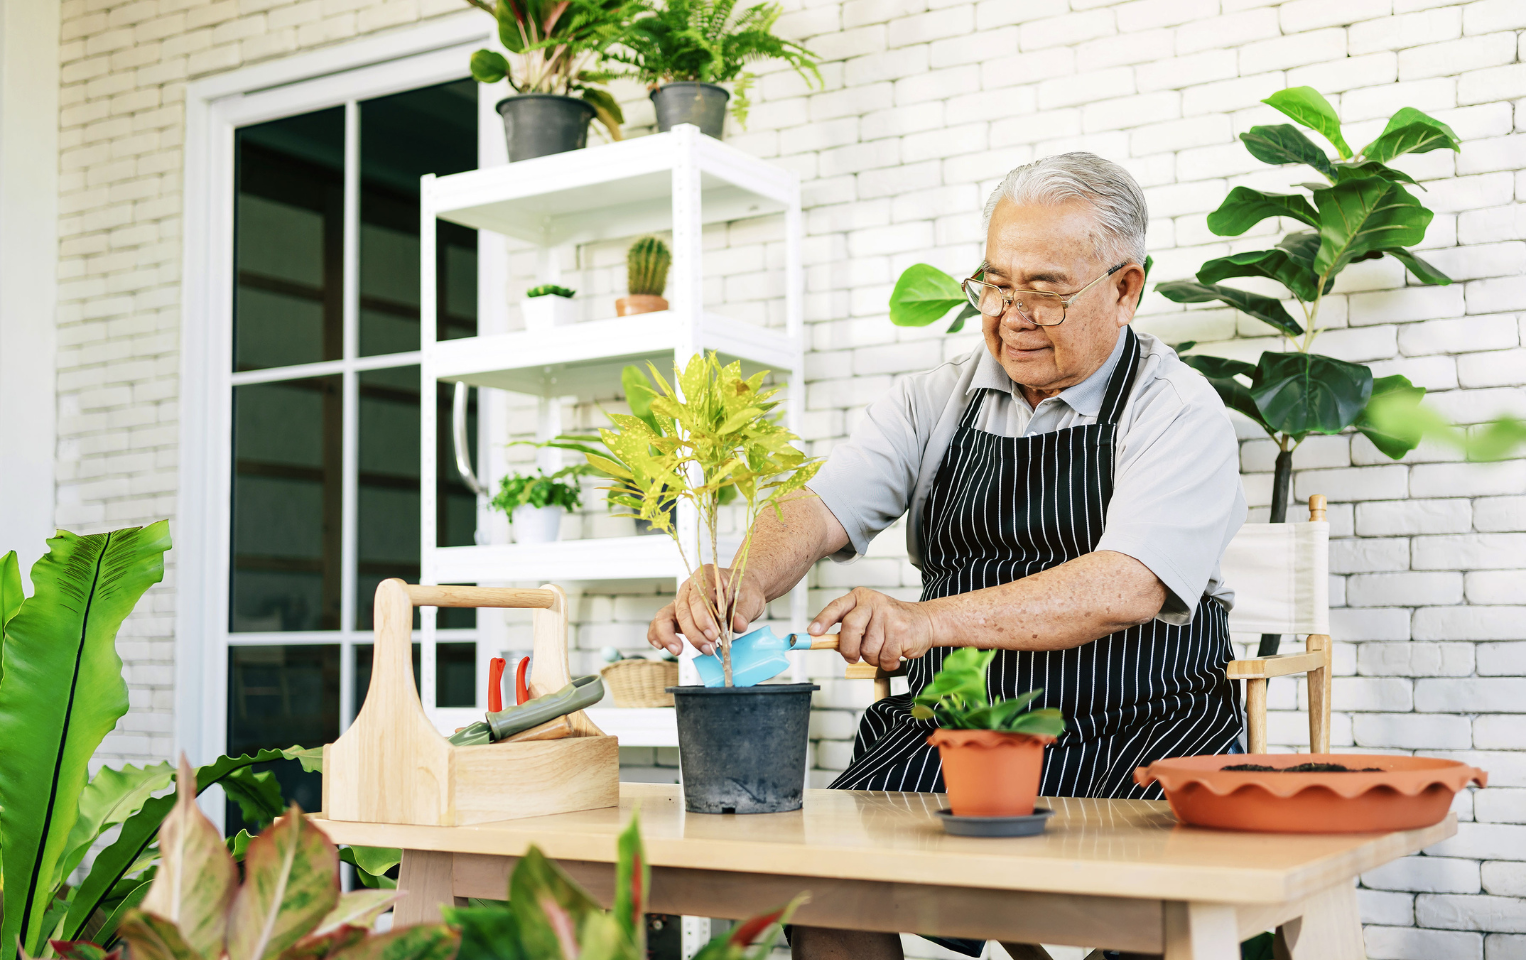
[416,125,807,748]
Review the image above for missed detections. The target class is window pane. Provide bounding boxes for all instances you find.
[226,644,339,831]
[231,375,341,632]
[354,641,476,710]
[235,108,344,371]
[360,80,478,356]
[354,367,477,629]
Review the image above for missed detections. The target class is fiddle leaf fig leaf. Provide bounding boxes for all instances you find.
[1264,86,1351,158]
[1251,352,1374,437]
[1355,375,1427,459]
[1205,186,1320,236]
[1239,124,1333,178]
[1181,355,1271,431]
[1155,281,1304,337]
[889,263,967,327]
[1196,249,1321,302]
[946,302,978,334]
[1332,160,1422,189]
[1361,107,1461,163]
[1312,179,1431,277]
[1383,247,1453,286]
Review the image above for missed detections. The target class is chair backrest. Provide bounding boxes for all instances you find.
[1219,497,1329,637]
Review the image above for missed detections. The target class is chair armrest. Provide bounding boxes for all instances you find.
[1227,651,1326,680]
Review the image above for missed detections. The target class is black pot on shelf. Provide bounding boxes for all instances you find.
[668,682,818,813]
[496,94,596,162]
[650,82,730,139]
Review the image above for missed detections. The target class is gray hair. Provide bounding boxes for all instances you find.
[982,152,1148,266]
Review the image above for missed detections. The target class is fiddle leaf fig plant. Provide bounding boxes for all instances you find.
[909,648,1065,736]
[589,352,820,685]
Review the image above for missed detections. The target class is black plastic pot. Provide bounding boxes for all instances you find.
[650,82,730,139]
[668,682,818,813]
[496,94,595,163]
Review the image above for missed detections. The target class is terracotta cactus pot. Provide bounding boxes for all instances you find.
[616,294,669,316]
[1134,753,1487,833]
[930,728,1055,817]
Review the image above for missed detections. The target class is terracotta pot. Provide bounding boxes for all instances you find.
[930,728,1055,818]
[616,294,669,316]
[1134,753,1488,834]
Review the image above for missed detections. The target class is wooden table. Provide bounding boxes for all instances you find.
[314,783,1453,960]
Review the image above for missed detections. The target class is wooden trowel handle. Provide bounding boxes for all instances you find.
[788,634,840,651]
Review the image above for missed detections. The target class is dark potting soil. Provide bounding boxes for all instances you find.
[1221,762,1384,773]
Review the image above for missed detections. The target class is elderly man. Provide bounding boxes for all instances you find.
[648,152,1247,960]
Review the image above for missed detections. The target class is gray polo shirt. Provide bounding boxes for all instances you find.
[809,329,1246,626]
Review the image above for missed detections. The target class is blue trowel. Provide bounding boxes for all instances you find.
[694,625,840,687]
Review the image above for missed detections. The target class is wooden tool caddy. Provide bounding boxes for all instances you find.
[322,579,618,825]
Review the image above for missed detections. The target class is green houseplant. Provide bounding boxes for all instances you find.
[463,0,637,161]
[910,648,1065,818]
[613,0,822,134]
[53,757,458,960]
[491,467,586,544]
[446,813,804,960]
[523,284,577,332]
[616,236,672,316]
[589,352,820,812]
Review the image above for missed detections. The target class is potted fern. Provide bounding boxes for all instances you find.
[463,0,637,161]
[617,235,671,316]
[588,352,821,813]
[614,0,822,136]
[523,283,576,331]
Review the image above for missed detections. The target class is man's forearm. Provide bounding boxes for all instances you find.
[731,492,848,603]
[925,550,1167,652]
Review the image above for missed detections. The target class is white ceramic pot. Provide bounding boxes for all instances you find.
[512,504,565,544]
[523,295,576,332]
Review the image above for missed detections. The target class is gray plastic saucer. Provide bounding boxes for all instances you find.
[936,806,1054,837]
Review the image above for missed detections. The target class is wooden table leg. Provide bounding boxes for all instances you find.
[394,850,461,926]
[1164,902,1238,960]
[1275,881,1364,960]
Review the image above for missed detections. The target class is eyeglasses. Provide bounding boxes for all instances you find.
[961,262,1128,326]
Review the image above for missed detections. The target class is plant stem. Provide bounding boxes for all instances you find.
[1256,441,1296,657]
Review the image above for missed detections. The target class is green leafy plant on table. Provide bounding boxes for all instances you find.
[446,812,804,960]
[489,467,587,513]
[50,756,457,960]
[462,0,637,140]
[526,284,576,299]
[910,648,1065,735]
[0,525,396,960]
[611,0,822,127]
[588,352,820,685]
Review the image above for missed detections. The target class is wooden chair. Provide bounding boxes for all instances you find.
[845,495,1334,754]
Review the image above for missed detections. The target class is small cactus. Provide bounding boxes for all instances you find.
[626,236,671,297]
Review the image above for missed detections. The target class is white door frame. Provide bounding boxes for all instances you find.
[175,12,505,773]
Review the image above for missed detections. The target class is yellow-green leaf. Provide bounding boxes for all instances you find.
[141,757,238,960]
[226,805,340,960]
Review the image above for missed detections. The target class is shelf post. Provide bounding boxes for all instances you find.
[420,173,439,710]
[670,124,705,608]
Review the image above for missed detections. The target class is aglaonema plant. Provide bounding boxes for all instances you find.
[1155,87,1462,655]
[445,812,804,960]
[49,757,458,960]
[588,352,820,685]
[909,649,1065,736]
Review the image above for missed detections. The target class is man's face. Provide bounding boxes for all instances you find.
[980,198,1144,400]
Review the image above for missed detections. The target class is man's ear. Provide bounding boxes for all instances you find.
[1113,263,1146,324]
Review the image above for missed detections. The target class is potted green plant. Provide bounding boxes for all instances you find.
[616,235,671,316]
[613,0,822,136]
[910,648,1065,818]
[491,466,586,543]
[589,352,820,813]
[523,283,577,331]
[463,0,637,162]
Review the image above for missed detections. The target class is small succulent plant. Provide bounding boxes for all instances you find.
[626,236,671,297]
[527,283,575,298]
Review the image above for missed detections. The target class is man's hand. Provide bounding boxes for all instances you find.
[809,587,937,671]
[649,565,767,657]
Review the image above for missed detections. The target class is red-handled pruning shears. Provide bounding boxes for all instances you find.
[514,656,531,705]
[487,657,506,712]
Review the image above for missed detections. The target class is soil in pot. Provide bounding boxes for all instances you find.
[497,95,595,163]
[651,82,730,139]
[931,728,1055,818]
[669,683,818,814]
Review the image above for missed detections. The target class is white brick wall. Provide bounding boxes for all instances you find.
[57,0,1525,952]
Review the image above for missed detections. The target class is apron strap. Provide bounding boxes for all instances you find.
[1096,326,1142,426]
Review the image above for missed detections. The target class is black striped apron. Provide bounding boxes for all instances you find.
[830,328,1243,802]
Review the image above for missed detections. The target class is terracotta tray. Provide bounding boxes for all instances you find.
[1134,753,1487,834]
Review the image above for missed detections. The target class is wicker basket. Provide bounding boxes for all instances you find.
[600,658,679,708]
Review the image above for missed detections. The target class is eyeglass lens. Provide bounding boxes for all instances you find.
[967,281,1065,325]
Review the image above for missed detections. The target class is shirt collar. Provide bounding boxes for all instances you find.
[967,330,1129,417]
